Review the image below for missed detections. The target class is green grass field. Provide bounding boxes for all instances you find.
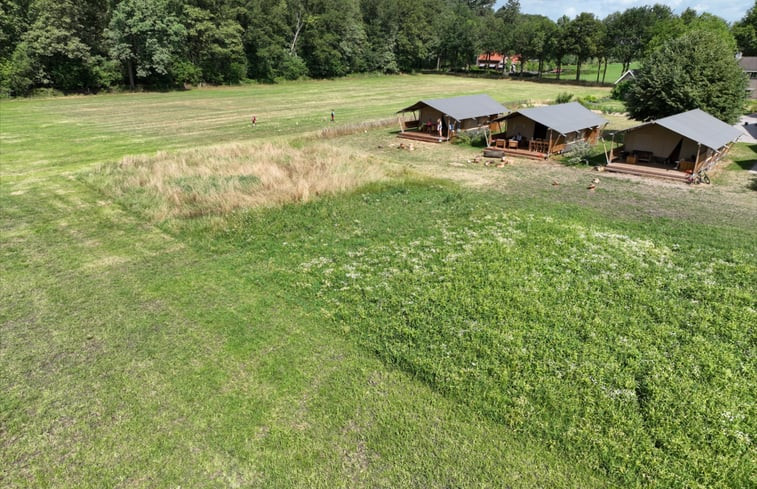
[2,75,756,488]
[538,62,640,83]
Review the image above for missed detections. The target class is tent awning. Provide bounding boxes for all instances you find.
[397,94,509,121]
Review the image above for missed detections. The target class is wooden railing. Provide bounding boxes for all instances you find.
[529,139,550,154]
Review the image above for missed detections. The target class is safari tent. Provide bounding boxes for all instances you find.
[396,94,509,143]
[486,102,607,159]
[607,109,741,182]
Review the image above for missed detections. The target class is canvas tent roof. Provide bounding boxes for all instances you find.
[397,94,508,121]
[625,109,741,151]
[494,102,607,135]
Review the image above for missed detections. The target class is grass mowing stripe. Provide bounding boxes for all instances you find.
[0,74,612,178]
[2,175,602,487]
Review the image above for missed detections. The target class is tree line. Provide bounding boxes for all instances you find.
[0,0,755,96]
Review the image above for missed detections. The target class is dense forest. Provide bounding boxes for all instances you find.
[0,0,755,96]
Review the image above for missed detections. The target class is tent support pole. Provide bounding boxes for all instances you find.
[694,144,702,173]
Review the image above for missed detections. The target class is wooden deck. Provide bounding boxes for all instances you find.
[605,162,691,182]
[397,131,447,143]
[483,147,547,160]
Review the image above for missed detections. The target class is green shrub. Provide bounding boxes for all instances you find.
[0,46,34,97]
[170,60,202,86]
[453,129,487,147]
[611,80,633,101]
[452,132,471,145]
[562,141,592,165]
[556,92,573,104]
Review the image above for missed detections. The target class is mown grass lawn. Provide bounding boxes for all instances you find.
[0,74,611,178]
[538,62,640,83]
[2,75,756,488]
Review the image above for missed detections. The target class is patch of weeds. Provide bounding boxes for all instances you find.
[561,141,593,165]
[170,174,260,193]
[291,182,756,489]
[452,129,487,148]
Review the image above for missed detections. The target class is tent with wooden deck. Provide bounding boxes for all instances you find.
[606,109,741,182]
[396,94,509,143]
[486,102,607,159]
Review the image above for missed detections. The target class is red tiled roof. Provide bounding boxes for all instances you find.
[477,53,505,62]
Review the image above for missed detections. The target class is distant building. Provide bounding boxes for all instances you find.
[737,56,757,99]
[614,69,636,85]
[477,53,505,70]
[476,53,520,71]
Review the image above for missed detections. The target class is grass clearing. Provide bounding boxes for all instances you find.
[539,62,639,83]
[2,74,756,487]
[0,74,611,177]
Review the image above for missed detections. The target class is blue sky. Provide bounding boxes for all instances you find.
[494,0,751,23]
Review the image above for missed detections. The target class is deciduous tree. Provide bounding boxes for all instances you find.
[565,13,603,81]
[626,30,746,123]
[105,0,186,89]
[511,14,555,78]
[733,1,757,56]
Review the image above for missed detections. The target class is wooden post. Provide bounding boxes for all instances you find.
[398,115,405,133]
[608,132,616,164]
[547,130,553,156]
[693,143,702,172]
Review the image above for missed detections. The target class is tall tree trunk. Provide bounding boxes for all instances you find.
[596,58,601,83]
[576,60,581,81]
[289,11,305,55]
[602,58,608,83]
[556,58,562,80]
[127,59,135,90]
[538,58,543,79]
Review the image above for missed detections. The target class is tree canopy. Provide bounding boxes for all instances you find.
[0,0,748,96]
[734,1,757,56]
[626,30,747,124]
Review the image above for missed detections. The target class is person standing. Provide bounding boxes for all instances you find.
[251,115,256,127]
[437,118,442,138]
[330,110,335,122]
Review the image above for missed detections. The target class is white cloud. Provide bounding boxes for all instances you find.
[494,0,747,22]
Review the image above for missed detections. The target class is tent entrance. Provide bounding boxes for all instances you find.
[534,122,548,140]
[667,138,683,164]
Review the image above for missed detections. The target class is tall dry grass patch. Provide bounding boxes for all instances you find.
[317,118,397,139]
[90,141,387,221]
